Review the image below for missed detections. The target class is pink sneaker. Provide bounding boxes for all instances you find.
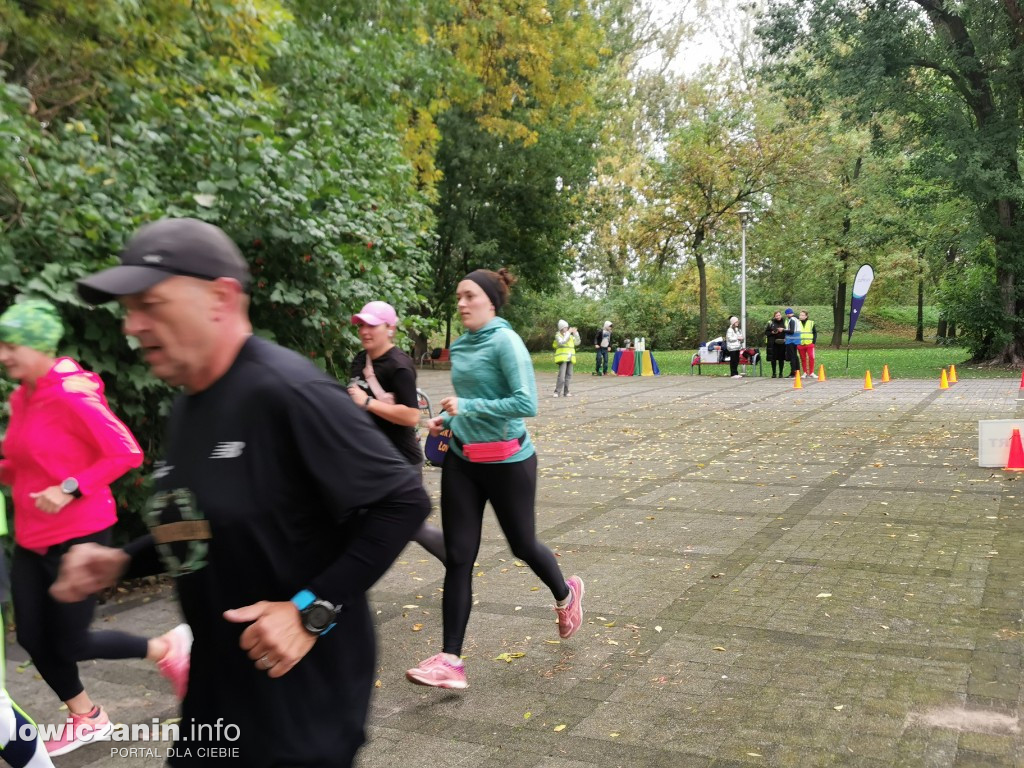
[556,576,585,639]
[157,623,193,699]
[406,653,468,689]
[45,705,113,756]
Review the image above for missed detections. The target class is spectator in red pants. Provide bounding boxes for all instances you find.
[797,309,817,378]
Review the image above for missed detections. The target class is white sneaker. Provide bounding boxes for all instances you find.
[553,393,560,398]
[564,393,572,397]
[808,372,817,378]
[731,374,742,379]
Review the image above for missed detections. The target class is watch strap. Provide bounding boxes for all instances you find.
[291,590,338,636]
[61,477,82,499]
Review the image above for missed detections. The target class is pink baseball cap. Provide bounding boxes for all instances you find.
[351,301,398,326]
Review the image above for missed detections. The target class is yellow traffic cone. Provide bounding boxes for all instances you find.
[793,370,803,389]
[881,364,890,383]
[864,370,873,390]
[939,369,949,389]
[948,364,958,383]
[817,364,826,382]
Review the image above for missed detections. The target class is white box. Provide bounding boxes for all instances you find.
[698,347,722,363]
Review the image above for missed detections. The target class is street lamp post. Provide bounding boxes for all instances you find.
[738,205,751,360]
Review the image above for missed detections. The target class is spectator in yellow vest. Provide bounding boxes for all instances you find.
[797,310,818,378]
[552,320,581,397]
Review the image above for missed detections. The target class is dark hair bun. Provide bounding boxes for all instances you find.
[495,267,517,289]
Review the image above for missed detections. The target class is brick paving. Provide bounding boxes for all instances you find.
[9,372,1023,767]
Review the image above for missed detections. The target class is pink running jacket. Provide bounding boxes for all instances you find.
[0,357,143,550]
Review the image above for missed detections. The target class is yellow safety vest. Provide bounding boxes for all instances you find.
[799,319,815,345]
[553,332,577,364]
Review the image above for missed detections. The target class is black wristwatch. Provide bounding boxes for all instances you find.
[291,590,340,636]
[60,477,82,499]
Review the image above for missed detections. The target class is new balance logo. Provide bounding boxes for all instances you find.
[151,461,173,480]
[210,441,246,459]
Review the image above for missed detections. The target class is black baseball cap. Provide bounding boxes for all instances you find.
[77,218,251,305]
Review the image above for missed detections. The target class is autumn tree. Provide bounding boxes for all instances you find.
[758,0,1024,364]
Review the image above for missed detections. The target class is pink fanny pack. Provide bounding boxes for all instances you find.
[461,436,524,463]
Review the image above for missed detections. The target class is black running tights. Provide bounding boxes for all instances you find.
[12,528,148,702]
[440,452,568,656]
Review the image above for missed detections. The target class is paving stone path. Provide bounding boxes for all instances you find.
[9,372,1022,767]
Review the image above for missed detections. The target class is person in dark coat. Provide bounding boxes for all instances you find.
[764,311,787,378]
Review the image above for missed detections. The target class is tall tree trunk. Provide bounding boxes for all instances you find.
[936,245,958,342]
[916,250,925,342]
[693,226,708,343]
[830,157,861,348]
[696,253,708,343]
[831,273,847,348]
[992,199,1024,364]
[410,330,429,361]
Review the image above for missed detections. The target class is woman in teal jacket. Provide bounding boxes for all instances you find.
[406,268,584,690]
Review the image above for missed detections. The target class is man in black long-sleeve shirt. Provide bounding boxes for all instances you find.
[52,219,429,767]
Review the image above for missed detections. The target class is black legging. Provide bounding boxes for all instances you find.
[440,452,569,656]
[729,349,740,376]
[12,528,149,702]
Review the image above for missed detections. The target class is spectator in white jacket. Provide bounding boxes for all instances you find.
[726,316,744,379]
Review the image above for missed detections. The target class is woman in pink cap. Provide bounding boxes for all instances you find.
[346,301,445,562]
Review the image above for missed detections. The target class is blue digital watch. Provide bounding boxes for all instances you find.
[291,589,339,636]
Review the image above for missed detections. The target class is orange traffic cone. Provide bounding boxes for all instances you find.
[881,364,890,383]
[948,364,958,383]
[939,369,949,389]
[817,364,827,382]
[864,370,873,390]
[1019,369,1024,389]
[793,370,803,389]
[1006,427,1024,472]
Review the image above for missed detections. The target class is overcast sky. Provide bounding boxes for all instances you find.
[640,0,729,75]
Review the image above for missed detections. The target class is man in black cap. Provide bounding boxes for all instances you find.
[53,218,429,767]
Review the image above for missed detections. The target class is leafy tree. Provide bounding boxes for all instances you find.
[427,107,596,347]
[635,77,808,343]
[1,0,436,530]
[758,0,1024,364]
[420,0,606,349]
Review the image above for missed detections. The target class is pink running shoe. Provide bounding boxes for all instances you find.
[556,576,585,639]
[406,653,468,689]
[45,706,113,756]
[157,623,193,699]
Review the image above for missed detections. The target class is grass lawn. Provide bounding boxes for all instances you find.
[532,346,1018,380]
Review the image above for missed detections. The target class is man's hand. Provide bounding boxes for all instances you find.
[30,486,74,514]
[439,396,459,417]
[50,543,130,602]
[224,601,317,678]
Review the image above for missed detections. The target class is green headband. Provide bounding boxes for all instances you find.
[0,299,64,355]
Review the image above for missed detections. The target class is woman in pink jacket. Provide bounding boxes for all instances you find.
[0,300,189,757]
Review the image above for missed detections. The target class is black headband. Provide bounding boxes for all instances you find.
[465,270,504,311]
